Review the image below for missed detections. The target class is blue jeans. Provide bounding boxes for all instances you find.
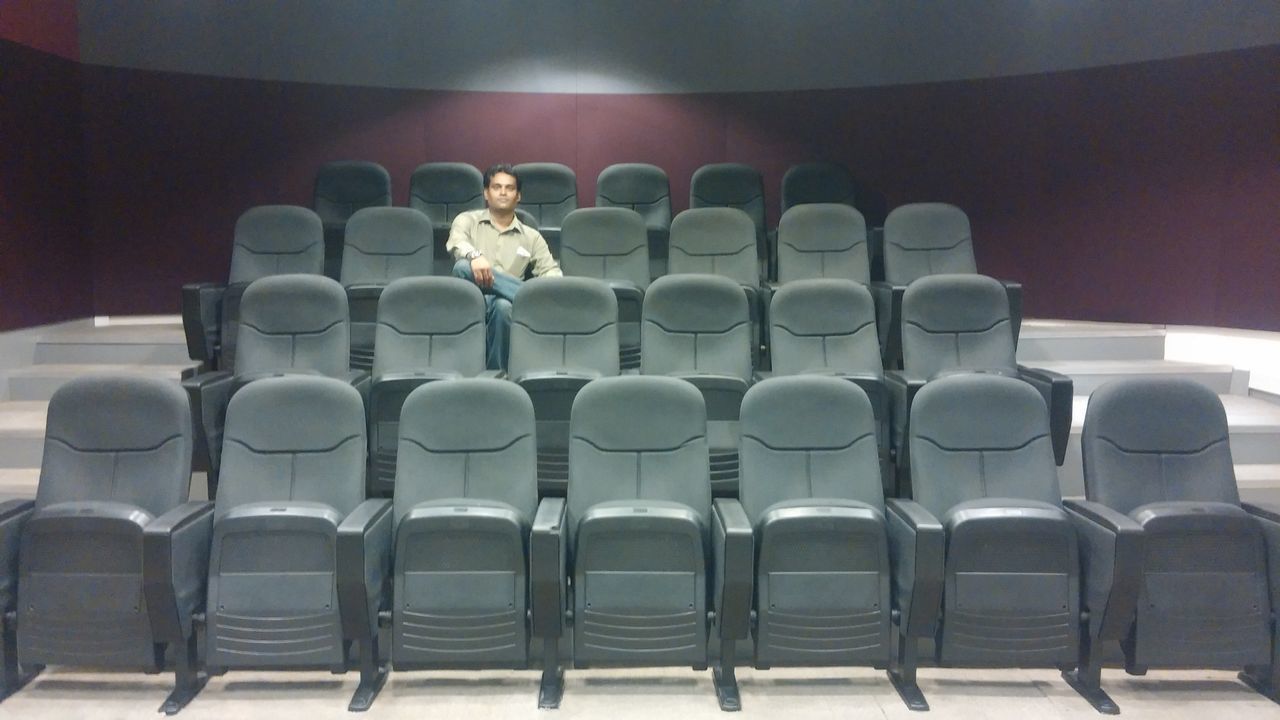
[452,259,524,370]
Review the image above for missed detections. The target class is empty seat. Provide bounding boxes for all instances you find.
[780,161,858,213]
[559,207,650,369]
[689,163,768,277]
[642,274,752,496]
[512,162,577,255]
[595,163,672,278]
[205,375,390,710]
[181,205,325,374]
[407,162,485,265]
[508,277,619,495]
[775,203,870,284]
[340,207,434,371]
[0,376,211,713]
[1068,378,1280,705]
[368,277,487,496]
[313,161,392,279]
[561,376,751,709]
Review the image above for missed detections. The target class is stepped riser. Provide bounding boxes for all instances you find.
[34,343,191,365]
[1018,335,1165,363]
[0,436,43,468]
[1068,370,1235,396]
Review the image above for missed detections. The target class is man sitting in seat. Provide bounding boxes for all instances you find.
[448,163,562,370]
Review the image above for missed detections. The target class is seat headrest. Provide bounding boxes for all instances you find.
[1085,378,1230,454]
[691,163,763,203]
[884,202,971,251]
[410,163,482,203]
[45,375,190,452]
[344,207,432,255]
[572,376,705,452]
[771,279,875,336]
[240,274,348,334]
[314,161,391,203]
[224,376,365,452]
[778,204,866,253]
[911,374,1049,451]
[512,277,617,334]
[670,208,756,256]
[742,376,874,450]
[233,205,323,256]
[903,274,1008,333]
[643,274,748,333]
[400,379,534,453]
[597,163,670,204]
[377,276,485,334]
[561,208,648,256]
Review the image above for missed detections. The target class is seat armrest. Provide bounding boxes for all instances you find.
[512,369,602,386]
[1244,502,1280,616]
[885,498,944,638]
[884,370,925,452]
[182,370,235,477]
[712,498,753,640]
[1017,365,1073,465]
[604,279,644,304]
[531,497,567,639]
[1062,499,1143,641]
[182,282,226,364]
[869,281,905,367]
[1000,280,1024,345]
[143,501,215,641]
[344,369,372,410]
[752,370,774,383]
[337,498,393,638]
[0,500,35,611]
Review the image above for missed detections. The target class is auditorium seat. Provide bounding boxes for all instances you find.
[407,162,485,265]
[559,207,649,369]
[873,203,1023,366]
[1069,378,1280,705]
[774,203,870,284]
[340,207,434,372]
[739,376,898,692]
[595,163,673,278]
[887,274,1071,495]
[560,376,752,710]
[181,205,324,374]
[690,163,769,278]
[888,374,1101,712]
[0,376,211,713]
[642,274,752,496]
[508,277,619,496]
[780,161,859,213]
[368,277,487,496]
[388,379,564,707]
[205,375,390,711]
[512,162,577,256]
[313,161,392,279]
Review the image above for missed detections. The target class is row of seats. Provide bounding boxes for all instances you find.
[180,271,1069,501]
[312,160,889,281]
[2,373,1275,714]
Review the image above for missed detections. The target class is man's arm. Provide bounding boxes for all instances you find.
[528,229,563,278]
[446,211,480,261]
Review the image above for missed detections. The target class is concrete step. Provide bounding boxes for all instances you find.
[33,320,191,365]
[0,401,46,468]
[0,468,39,499]
[7,362,198,401]
[1034,359,1243,396]
[1237,464,1280,507]
[1017,320,1166,362]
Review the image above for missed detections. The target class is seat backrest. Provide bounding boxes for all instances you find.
[36,375,192,518]
[769,279,881,375]
[313,161,392,226]
[568,376,710,538]
[215,375,366,521]
[668,208,759,287]
[227,206,325,284]
[641,274,751,381]
[689,163,766,246]
[394,379,538,525]
[512,162,578,228]
[508,277,619,377]
[407,162,484,228]
[1082,379,1240,515]
[882,203,977,284]
[901,274,1015,379]
[776,203,869,283]
[559,208,650,289]
[340,207,434,285]
[909,374,1060,519]
[374,276,486,378]
[235,274,350,378]
[739,376,882,525]
[780,161,857,213]
[595,163,672,231]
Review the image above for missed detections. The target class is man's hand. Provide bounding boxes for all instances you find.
[471,255,494,289]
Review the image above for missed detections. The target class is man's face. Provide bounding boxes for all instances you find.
[484,172,520,212]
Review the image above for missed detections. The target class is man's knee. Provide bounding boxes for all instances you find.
[452,258,473,279]
[491,297,513,321]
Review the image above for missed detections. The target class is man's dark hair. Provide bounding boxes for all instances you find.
[483,164,520,192]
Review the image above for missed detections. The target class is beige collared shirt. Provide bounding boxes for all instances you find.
[446,209,563,279]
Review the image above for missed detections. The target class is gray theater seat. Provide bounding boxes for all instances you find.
[512,162,577,256]
[340,207,434,371]
[872,203,1023,366]
[739,377,897,683]
[888,374,1111,712]
[389,379,566,706]
[368,277,487,496]
[689,163,769,278]
[509,277,619,495]
[407,162,485,265]
[562,376,752,710]
[1067,378,1280,704]
[642,274,752,496]
[181,205,325,374]
[206,376,390,711]
[765,279,889,490]
[313,161,392,279]
[0,377,211,714]
[887,274,1072,496]
[559,207,649,369]
[775,203,870,284]
[780,161,858,212]
[595,163,673,279]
